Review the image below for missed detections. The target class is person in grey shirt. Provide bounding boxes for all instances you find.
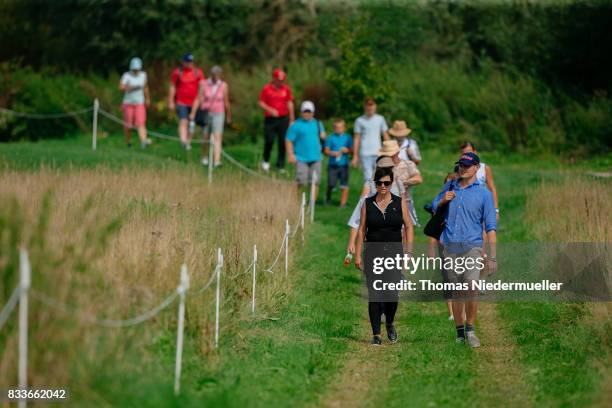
[351,97,389,196]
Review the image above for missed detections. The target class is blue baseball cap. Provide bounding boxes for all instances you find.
[455,152,480,167]
[182,53,194,62]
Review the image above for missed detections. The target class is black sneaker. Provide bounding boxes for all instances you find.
[386,324,398,343]
[371,335,382,346]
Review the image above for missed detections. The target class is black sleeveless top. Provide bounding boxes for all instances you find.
[364,193,404,242]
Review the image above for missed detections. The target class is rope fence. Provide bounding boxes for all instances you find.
[0,285,21,330]
[30,289,180,328]
[0,198,310,399]
[95,104,294,184]
[0,100,316,399]
[1,100,306,186]
[0,106,93,119]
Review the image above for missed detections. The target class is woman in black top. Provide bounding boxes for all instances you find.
[355,167,413,345]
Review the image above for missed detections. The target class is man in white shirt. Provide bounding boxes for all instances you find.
[351,98,389,196]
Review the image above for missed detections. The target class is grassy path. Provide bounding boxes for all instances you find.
[0,135,610,406]
[316,314,398,408]
[474,303,534,407]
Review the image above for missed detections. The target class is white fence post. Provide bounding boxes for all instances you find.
[214,248,223,348]
[208,138,214,184]
[18,248,31,408]
[284,219,289,277]
[310,170,317,223]
[92,98,99,151]
[251,245,257,314]
[174,264,189,395]
[300,192,306,230]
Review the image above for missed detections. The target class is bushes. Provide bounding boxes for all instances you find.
[324,18,391,120]
[0,63,112,142]
[383,58,611,156]
[1,57,610,156]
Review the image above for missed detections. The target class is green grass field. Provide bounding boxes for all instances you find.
[0,131,610,407]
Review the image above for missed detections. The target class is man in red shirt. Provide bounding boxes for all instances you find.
[258,68,295,171]
[168,53,205,150]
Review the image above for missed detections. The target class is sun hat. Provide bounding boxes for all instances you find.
[129,57,142,71]
[377,140,401,157]
[211,65,222,75]
[455,152,480,167]
[182,53,194,62]
[300,100,315,113]
[273,68,287,81]
[389,120,412,137]
[376,156,394,168]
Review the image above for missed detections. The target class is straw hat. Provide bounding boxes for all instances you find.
[376,156,394,168]
[377,140,401,156]
[388,120,412,137]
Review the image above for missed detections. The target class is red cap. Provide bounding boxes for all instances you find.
[273,68,287,81]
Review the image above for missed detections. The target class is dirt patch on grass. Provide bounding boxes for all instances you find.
[473,303,535,407]
[315,314,399,408]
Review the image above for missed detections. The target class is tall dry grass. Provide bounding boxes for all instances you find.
[0,166,299,391]
[526,175,611,242]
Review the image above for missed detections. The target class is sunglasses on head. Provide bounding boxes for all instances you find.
[375,180,392,187]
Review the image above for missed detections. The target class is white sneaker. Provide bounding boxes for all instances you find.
[261,161,270,172]
[185,143,192,151]
[201,157,209,166]
[466,331,481,348]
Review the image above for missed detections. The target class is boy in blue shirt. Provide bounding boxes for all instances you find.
[324,119,353,207]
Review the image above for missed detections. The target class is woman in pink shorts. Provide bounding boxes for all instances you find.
[119,57,151,148]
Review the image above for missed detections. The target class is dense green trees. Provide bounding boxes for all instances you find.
[0,0,610,155]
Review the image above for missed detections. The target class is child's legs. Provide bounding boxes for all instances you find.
[327,166,339,201]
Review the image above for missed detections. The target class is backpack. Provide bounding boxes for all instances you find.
[424,182,454,240]
[173,67,203,94]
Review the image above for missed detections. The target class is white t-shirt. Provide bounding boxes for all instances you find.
[399,138,422,162]
[354,114,388,156]
[121,71,147,105]
[477,163,487,184]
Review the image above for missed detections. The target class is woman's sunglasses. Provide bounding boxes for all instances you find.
[375,180,392,187]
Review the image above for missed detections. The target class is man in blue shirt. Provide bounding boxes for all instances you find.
[431,152,497,348]
[324,118,352,207]
[286,101,326,200]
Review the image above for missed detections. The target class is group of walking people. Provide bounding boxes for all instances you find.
[255,66,501,349]
[119,53,231,167]
[348,138,499,348]
[120,55,500,349]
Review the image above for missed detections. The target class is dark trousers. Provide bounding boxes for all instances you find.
[263,116,290,169]
[368,302,398,335]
